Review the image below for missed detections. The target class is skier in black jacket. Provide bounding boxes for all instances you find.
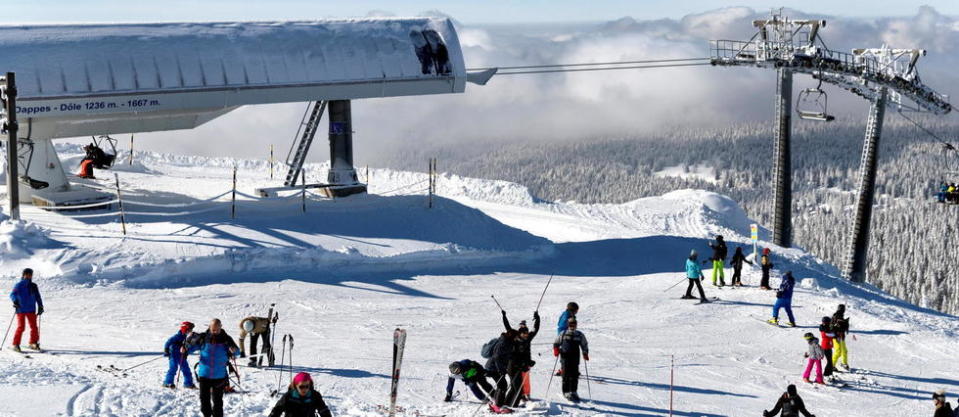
[268,372,333,417]
[502,310,540,406]
[706,235,728,286]
[729,246,752,286]
[445,359,493,402]
[764,384,816,417]
[553,318,589,403]
[932,390,954,417]
[484,329,519,407]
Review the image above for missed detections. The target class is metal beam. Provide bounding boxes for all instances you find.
[4,72,19,220]
[772,69,793,247]
[844,87,887,283]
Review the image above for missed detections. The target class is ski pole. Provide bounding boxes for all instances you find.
[534,274,554,312]
[663,277,687,292]
[544,354,560,403]
[471,372,509,416]
[1,312,14,348]
[491,295,505,312]
[584,358,592,403]
[230,355,243,390]
[272,334,288,396]
[120,354,166,372]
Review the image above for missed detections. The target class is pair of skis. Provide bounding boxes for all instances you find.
[270,333,295,397]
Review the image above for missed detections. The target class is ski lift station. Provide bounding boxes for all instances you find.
[0,18,497,207]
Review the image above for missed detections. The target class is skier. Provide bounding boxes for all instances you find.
[238,314,275,367]
[763,384,816,417]
[268,372,333,417]
[502,310,540,406]
[932,390,954,417]
[801,332,825,384]
[553,318,589,403]
[556,302,578,334]
[183,318,240,417]
[9,268,44,352]
[706,235,728,286]
[729,246,753,286]
[163,321,197,389]
[681,250,709,302]
[831,304,850,371]
[760,248,774,290]
[483,328,518,408]
[444,359,494,402]
[818,317,835,378]
[768,272,797,327]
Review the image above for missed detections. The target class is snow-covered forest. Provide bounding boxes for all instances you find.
[373,117,959,314]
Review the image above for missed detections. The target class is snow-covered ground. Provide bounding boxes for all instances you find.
[0,146,957,416]
[653,164,718,185]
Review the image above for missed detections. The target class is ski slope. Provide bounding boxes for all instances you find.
[0,146,957,417]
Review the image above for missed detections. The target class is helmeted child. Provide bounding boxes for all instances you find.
[802,332,825,384]
[268,372,333,417]
[831,304,850,371]
[768,272,797,327]
[553,318,589,403]
[682,250,709,302]
[556,302,578,334]
[163,321,197,389]
[9,268,44,352]
[730,246,753,286]
[760,248,774,290]
[763,384,816,417]
[444,359,495,402]
[819,317,835,378]
[707,235,728,286]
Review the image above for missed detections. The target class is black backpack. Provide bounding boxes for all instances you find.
[481,337,500,359]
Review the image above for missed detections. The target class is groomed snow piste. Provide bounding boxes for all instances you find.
[0,145,957,416]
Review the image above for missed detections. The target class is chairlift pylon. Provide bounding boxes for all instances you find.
[796,78,835,122]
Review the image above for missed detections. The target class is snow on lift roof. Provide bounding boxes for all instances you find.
[0,18,466,138]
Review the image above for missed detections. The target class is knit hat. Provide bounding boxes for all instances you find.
[821,316,831,324]
[763,248,771,255]
[933,389,947,400]
[449,362,462,375]
[293,372,312,385]
[690,249,698,258]
[786,384,798,396]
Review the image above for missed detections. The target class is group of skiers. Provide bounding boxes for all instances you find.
[682,235,769,303]
[935,182,959,204]
[446,301,588,413]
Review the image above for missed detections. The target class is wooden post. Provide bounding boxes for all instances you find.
[128,134,134,165]
[428,158,433,209]
[669,355,674,417]
[231,165,237,219]
[269,144,274,180]
[301,170,306,213]
[114,173,127,235]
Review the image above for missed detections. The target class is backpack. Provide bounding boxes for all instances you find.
[481,337,500,359]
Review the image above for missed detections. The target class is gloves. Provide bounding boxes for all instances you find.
[763,411,771,417]
[553,347,560,357]
[583,353,590,361]
[12,301,19,311]
[37,306,44,316]
[533,311,540,320]
[443,393,452,402]
[164,348,170,357]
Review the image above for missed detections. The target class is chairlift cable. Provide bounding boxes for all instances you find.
[466,57,710,72]
[493,62,711,76]
[896,109,956,151]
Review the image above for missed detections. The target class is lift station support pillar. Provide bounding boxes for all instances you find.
[324,99,366,197]
[772,68,793,248]
[844,87,887,283]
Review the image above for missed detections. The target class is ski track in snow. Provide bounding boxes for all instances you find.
[0,146,956,416]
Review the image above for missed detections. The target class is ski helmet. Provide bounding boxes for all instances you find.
[690,249,698,258]
[242,319,255,333]
[933,389,947,400]
[786,384,798,397]
[821,316,831,324]
[449,362,462,375]
[716,235,723,241]
[803,332,814,340]
[763,248,771,255]
[180,321,195,333]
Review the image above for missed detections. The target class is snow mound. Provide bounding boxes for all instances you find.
[0,220,59,260]
[661,189,754,238]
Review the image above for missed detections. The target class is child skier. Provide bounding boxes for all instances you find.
[553,318,589,403]
[763,384,816,417]
[706,235,728,286]
[556,302,578,334]
[444,359,494,402]
[831,304,850,371]
[682,250,709,302]
[768,272,797,326]
[268,372,333,417]
[730,246,753,286]
[819,317,835,378]
[163,321,197,389]
[9,268,44,352]
[760,248,774,290]
[802,333,825,384]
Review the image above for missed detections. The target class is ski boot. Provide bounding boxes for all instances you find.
[163,384,176,389]
[569,393,582,403]
[802,378,811,383]
[680,295,696,300]
[28,343,41,351]
[248,358,258,367]
[787,322,797,327]
[10,345,21,353]
[767,318,778,325]
[488,403,513,414]
[183,384,197,389]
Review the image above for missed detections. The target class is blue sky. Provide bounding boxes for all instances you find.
[1,1,956,24]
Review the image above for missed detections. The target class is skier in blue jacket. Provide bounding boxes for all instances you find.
[163,321,196,389]
[556,302,578,334]
[184,319,239,417]
[681,250,708,302]
[9,268,44,352]
[768,272,797,326]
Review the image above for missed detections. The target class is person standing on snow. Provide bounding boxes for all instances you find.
[730,246,752,286]
[760,248,774,290]
[444,359,495,402]
[706,235,728,286]
[9,268,43,352]
[682,250,709,302]
[819,317,835,378]
[556,302,578,334]
[553,318,589,403]
[768,272,797,327]
[801,332,825,384]
[268,372,333,417]
[184,318,240,417]
[831,304,850,371]
[484,328,519,408]
[163,321,197,389]
[763,384,816,417]
[238,313,276,367]
[932,390,954,417]
[502,310,540,406]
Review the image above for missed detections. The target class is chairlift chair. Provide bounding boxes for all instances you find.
[796,87,835,122]
[88,135,118,169]
[15,139,50,189]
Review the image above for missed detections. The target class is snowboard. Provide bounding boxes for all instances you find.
[388,328,407,417]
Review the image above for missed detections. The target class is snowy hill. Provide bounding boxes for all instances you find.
[0,147,957,416]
